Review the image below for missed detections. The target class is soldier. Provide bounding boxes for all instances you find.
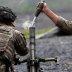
[38,2,72,34]
[0,6,28,72]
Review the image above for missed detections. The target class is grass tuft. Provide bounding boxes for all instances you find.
[22,28,51,38]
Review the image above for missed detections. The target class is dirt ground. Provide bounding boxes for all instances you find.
[14,35,72,72]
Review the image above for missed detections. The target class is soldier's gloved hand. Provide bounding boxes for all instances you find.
[35,1,44,17]
[37,2,49,14]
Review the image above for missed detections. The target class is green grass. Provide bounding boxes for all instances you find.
[22,28,51,38]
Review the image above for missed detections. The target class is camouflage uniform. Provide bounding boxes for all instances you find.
[0,24,28,72]
[56,16,72,34]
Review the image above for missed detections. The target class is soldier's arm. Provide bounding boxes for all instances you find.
[38,2,72,33]
[14,31,29,56]
[56,16,72,33]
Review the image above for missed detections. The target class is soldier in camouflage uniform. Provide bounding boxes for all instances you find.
[0,6,28,72]
[38,2,72,34]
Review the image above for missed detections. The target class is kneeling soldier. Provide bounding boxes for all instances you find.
[0,6,28,72]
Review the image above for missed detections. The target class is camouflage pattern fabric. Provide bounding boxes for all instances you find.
[56,16,72,34]
[0,24,28,72]
[0,60,13,72]
[0,60,6,72]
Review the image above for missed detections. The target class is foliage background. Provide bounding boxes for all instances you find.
[0,0,72,13]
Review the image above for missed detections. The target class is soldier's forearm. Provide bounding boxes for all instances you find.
[43,7,59,24]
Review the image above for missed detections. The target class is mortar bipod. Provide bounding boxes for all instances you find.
[17,57,57,72]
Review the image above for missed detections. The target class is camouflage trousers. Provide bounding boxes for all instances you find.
[0,60,6,72]
[0,60,14,72]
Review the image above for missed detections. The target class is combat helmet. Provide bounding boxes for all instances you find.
[0,6,17,24]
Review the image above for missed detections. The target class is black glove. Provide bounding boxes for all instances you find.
[35,1,44,17]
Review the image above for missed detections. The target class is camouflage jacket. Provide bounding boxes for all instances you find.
[0,24,28,62]
[56,16,72,34]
